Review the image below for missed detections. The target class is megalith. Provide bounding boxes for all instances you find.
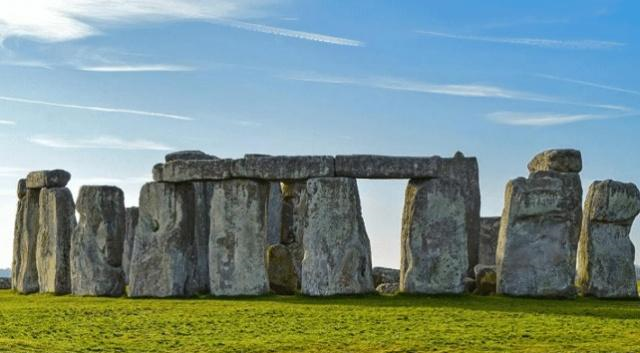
[209,179,270,296]
[400,178,468,294]
[266,182,283,246]
[11,179,27,290]
[36,187,76,294]
[71,186,126,296]
[497,150,582,298]
[13,185,41,293]
[192,181,215,294]
[121,207,139,285]
[576,180,640,298]
[301,177,374,296]
[267,244,298,295]
[478,217,501,266]
[280,181,307,284]
[129,182,197,297]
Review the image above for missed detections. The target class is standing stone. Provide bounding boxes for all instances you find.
[280,181,307,285]
[372,267,400,288]
[496,169,582,298]
[474,264,497,295]
[71,186,126,296]
[400,178,468,294]
[576,180,640,298]
[209,179,270,296]
[266,182,283,246]
[129,182,197,298]
[13,188,40,293]
[11,179,26,290]
[36,187,76,294]
[121,207,139,285]
[301,177,374,296]
[267,244,297,295]
[478,217,501,266]
[192,181,215,294]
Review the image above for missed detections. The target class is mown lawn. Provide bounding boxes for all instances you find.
[0,290,640,352]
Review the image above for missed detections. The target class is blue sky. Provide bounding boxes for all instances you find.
[0,0,639,269]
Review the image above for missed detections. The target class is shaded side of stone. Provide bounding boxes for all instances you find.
[266,182,283,246]
[11,180,27,290]
[301,177,374,296]
[267,244,297,295]
[400,178,468,294]
[36,187,76,294]
[478,217,501,266]
[280,181,307,285]
[209,179,270,296]
[122,207,139,285]
[71,186,126,297]
[192,181,215,294]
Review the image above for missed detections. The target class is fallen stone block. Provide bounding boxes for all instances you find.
[373,267,400,288]
[376,283,399,295]
[474,265,497,296]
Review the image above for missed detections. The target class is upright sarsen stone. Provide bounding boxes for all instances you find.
[11,179,27,290]
[209,179,270,296]
[400,178,468,294]
[280,181,307,284]
[121,207,139,285]
[36,187,76,294]
[266,182,283,246]
[71,186,125,297]
[478,217,501,266]
[192,181,215,294]
[496,170,582,298]
[576,180,640,298]
[301,178,374,296]
[13,188,40,293]
[129,182,197,297]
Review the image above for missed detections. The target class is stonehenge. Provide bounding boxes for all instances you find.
[8,149,640,300]
[576,180,640,298]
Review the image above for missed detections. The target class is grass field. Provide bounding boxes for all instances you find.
[1,290,640,353]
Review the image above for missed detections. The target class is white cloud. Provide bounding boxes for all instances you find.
[0,120,16,125]
[417,31,624,49]
[78,64,195,72]
[28,135,174,151]
[535,74,640,96]
[487,111,633,126]
[0,167,27,178]
[0,1,363,47]
[0,95,193,121]
[73,176,150,185]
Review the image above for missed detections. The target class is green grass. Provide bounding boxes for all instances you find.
[1,290,640,352]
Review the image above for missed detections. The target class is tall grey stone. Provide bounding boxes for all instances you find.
[576,180,640,298]
[400,178,468,294]
[121,207,139,285]
[478,217,501,266]
[129,182,197,297]
[266,182,283,246]
[11,179,26,290]
[71,186,125,296]
[301,177,374,296]
[267,244,297,295]
[13,188,40,293]
[280,181,307,285]
[192,181,215,294]
[209,179,270,296]
[497,168,582,298]
[36,187,75,294]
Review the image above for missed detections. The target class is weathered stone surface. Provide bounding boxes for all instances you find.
[231,155,335,180]
[528,149,582,173]
[474,265,497,296]
[192,182,214,294]
[121,207,138,285]
[400,178,468,294]
[165,150,217,162]
[71,186,125,296]
[437,154,481,276]
[267,244,297,295]
[478,217,501,266]
[129,182,197,297]
[0,277,10,289]
[153,159,233,182]
[335,155,441,179]
[373,267,400,288]
[576,180,640,298]
[26,170,71,189]
[376,283,399,295]
[36,187,76,294]
[464,277,476,293]
[209,179,270,296]
[266,182,283,246]
[11,180,26,290]
[301,177,374,296]
[13,188,40,293]
[280,181,307,283]
[496,170,582,298]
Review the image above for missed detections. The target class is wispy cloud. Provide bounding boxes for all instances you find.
[28,135,174,151]
[0,120,15,125]
[487,111,635,126]
[78,64,195,72]
[416,30,624,50]
[0,1,362,47]
[0,95,193,121]
[0,167,27,178]
[279,71,628,111]
[535,74,640,96]
[73,176,150,185]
